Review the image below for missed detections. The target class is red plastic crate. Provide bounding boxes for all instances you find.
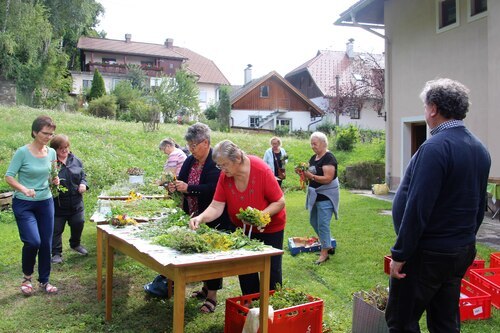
[469,267,500,309]
[459,279,491,321]
[490,252,500,268]
[384,255,391,275]
[224,291,324,333]
[464,258,486,280]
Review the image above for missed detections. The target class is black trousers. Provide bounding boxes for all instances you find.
[238,229,284,295]
[385,243,476,333]
[52,211,85,255]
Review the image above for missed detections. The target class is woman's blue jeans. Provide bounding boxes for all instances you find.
[13,197,54,284]
[309,200,334,249]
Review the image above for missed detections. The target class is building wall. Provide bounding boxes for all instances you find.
[385,0,493,188]
[231,109,312,131]
[197,82,219,111]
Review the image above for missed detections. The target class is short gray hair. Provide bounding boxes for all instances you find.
[184,122,211,144]
[310,131,328,146]
[159,138,176,151]
[212,140,245,164]
[419,78,470,120]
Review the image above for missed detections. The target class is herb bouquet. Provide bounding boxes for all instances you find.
[294,162,309,190]
[236,206,271,237]
[49,160,68,198]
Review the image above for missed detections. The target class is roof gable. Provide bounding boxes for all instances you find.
[230,71,323,116]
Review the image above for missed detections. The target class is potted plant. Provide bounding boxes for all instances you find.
[352,285,389,333]
[127,167,145,184]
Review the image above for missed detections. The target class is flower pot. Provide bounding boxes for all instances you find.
[352,292,389,333]
[129,175,144,184]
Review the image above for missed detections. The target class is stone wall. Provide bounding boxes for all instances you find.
[0,79,16,105]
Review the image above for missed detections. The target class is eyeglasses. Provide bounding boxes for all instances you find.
[188,140,205,150]
[216,162,230,170]
[40,131,55,137]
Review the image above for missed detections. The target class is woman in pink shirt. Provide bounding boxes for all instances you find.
[159,138,187,176]
[189,140,286,296]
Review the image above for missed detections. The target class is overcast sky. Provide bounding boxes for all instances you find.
[95,0,384,85]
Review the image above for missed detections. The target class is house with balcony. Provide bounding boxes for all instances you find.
[230,67,323,131]
[71,34,230,110]
[335,0,499,189]
[285,39,385,130]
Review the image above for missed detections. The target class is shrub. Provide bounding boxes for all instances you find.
[87,95,117,119]
[88,69,106,101]
[316,121,336,136]
[336,124,360,151]
[340,161,385,189]
[291,129,311,140]
[204,104,218,120]
[359,129,385,143]
[274,125,289,137]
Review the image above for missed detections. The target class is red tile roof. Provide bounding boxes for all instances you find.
[77,37,230,85]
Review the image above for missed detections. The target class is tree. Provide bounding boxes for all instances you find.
[88,68,105,100]
[217,86,231,132]
[112,80,142,111]
[126,64,148,91]
[327,52,385,123]
[152,68,200,122]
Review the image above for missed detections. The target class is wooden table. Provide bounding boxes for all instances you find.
[96,224,283,333]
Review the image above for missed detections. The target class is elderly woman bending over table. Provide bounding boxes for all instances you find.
[189,139,286,295]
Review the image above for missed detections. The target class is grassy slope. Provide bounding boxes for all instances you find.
[0,106,498,332]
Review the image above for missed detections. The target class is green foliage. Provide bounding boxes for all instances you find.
[175,68,201,119]
[88,68,106,100]
[129,98,161,131]
[217,85,231,132]
[316,121,336,136]
[274,125,289,137]
[204,104,218,120]
[87,94,117,118]
[112,80,143,113]
[126,64,148,90]
[336,124,360,151]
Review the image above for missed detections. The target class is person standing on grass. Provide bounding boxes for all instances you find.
[263,136,287,188]
[5,116,60,295]
[386,78,491,333]
[50,134,89,264]
[296,131,339,265]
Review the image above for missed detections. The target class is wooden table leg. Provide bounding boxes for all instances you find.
[96,227,103,301]
[172,276,186,333]
[259,257,271,333]
[105,239,114,321]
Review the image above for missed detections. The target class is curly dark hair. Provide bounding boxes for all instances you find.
[419,78,470,120]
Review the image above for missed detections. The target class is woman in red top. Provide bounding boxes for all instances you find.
[189,140,286,295]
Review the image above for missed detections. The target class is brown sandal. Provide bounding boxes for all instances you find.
[21,276,34,296]
[191,286,208,300]
[40,282,58,294]
[199,297,217,313]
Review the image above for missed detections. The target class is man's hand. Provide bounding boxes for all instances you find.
[390,259,407,279]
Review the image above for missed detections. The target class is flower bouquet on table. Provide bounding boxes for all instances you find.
[236,206,271,237]
[294,162,309,190]
[49,160,68,198]
[108,214,138,227]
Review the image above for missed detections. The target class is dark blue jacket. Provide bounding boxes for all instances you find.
[391,126,490,262]
[177,148,233,231]
[54,153,88,216]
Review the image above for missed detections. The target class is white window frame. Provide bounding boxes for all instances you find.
[199,90,207,103]
[249,116,262,128]
[150,77,163,87]
[82,79,92,89]
[468,0,487,22]
[276,118,292,131]
[436,0,459,34]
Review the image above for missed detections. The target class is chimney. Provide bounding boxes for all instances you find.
[346,38,355,58]
[244,64,253,84]
[165,38,174,48]
[125,33,132,43]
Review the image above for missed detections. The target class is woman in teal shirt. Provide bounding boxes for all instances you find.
[5,116,59,295]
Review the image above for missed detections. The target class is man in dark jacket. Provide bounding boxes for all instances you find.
[386,78,491,333]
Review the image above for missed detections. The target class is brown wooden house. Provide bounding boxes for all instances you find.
[230,69,323,131]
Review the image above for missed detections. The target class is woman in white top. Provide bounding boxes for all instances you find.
[263,136,287,187]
